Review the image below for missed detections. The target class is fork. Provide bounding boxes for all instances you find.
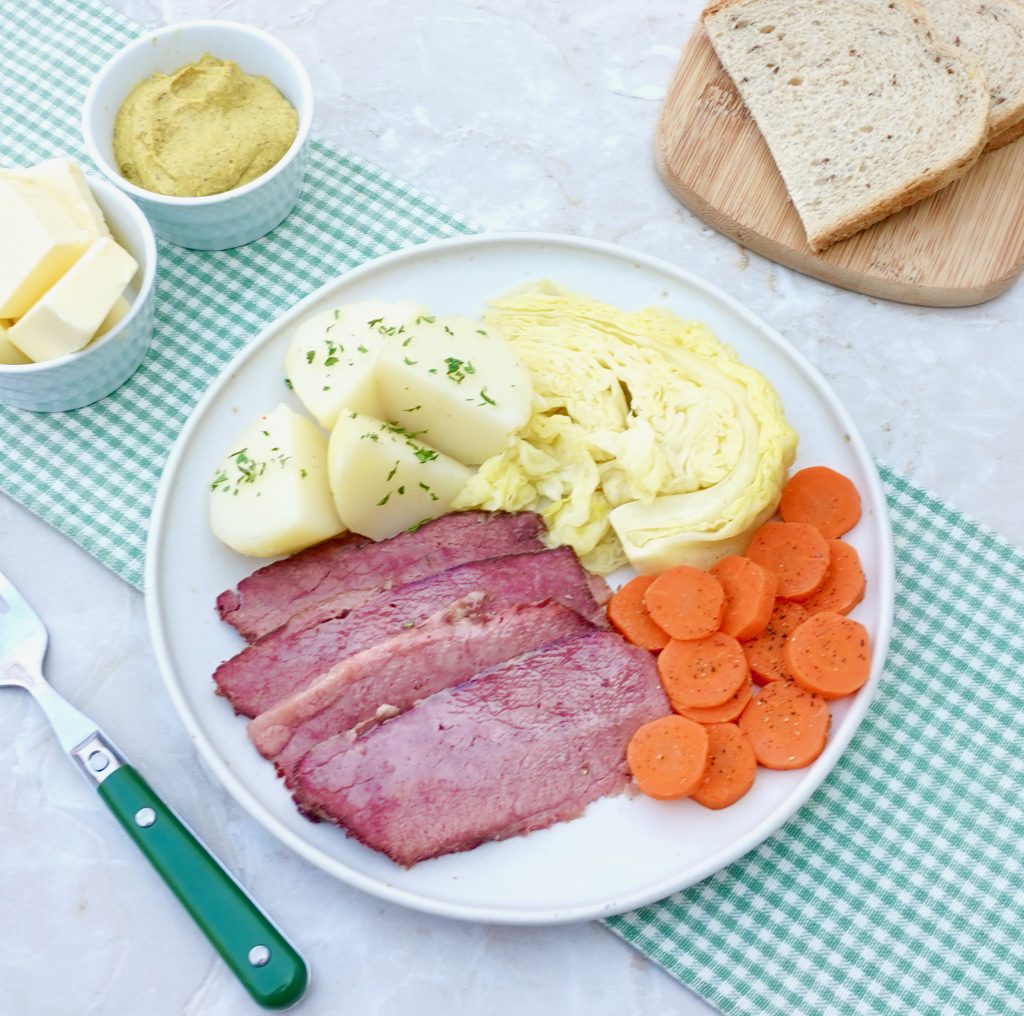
[0,568,308,1009]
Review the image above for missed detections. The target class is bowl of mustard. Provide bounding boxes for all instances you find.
[82,21,314,250]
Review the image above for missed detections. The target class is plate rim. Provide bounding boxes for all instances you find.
[145,230,895,925]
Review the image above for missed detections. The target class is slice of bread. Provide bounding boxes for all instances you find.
[919,0,1024,148]
[703,0,990,251]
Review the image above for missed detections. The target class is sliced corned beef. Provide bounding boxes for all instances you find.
[217,511,547,642]
[247,598,596,783]
[292,630,668,866]
[214,547,609,718]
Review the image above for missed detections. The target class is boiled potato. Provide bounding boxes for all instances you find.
[376,314,532,465]
[283,300,426,429]
[210,403,344,557]
[328,411,472,540]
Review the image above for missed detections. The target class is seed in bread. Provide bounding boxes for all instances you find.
[702,0,990,251]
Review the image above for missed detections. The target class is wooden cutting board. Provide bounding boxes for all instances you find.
[656,24,1024,306]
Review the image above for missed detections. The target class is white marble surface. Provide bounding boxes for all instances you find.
[2,1,1023,1014]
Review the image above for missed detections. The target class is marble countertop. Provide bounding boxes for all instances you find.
[2,2,1021,1014]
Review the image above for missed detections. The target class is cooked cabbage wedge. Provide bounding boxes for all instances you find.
[453,281,798,574]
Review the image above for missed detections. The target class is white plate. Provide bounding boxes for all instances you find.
[146,233,894,925]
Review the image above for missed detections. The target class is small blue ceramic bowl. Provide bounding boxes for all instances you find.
[0,175,157,413]
[81,20,313,250]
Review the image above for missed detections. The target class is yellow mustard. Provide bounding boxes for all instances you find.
[112,53,299,197]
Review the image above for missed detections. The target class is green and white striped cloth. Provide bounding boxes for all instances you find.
[608,475,1024,1015]
[2,3,1021,1014]
[0,0,471,587]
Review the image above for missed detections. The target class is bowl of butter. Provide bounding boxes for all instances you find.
[0,159,156,412]
[82,20,314,250]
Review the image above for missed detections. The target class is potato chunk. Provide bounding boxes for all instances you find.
[210,403,344,557]
[376,315,532,464]
[283,300,426,429]
[328,411,472,540]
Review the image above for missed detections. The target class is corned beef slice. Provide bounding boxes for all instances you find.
[217,511,548,642]
[247,599,596,782]
[214,547,610,718]
[293,630,668,866]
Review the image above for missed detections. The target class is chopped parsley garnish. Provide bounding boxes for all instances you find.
[324,356,339,367]
[415,315,436,325]
[444,357,469,383]
[306,350,315,364]
[403,405,422,412]
[377,492,391,506]
[357,344,368,353]
[478,388,496,406]
[403,356,417,366]
[284,378,293,389]
[367,317,384,327]
[386,460,400,481]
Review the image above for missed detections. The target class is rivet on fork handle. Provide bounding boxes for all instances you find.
[71,732,124,786]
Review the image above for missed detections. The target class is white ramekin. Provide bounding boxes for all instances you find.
[0,175,157,413]
[82,20,314,250]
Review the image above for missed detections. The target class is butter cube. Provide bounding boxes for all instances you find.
[1,160,111,239]
[0,178,90,318]
[9,238,137,362]
[0,320,30,366]
[90,295,133,344]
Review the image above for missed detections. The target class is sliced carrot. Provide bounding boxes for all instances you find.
[745,520,830,601]
[676,677,752,724]
[658,631,749,709]
[643,565,725,641]
[627,715,710,800]
[801,539,866,616]
[691,723,757,810]
[779,465,862,538]
[738,681,831,770]
[743,600,809,685]
[710,555,778,641]
[607,575,671,651]
[784,611,871,700]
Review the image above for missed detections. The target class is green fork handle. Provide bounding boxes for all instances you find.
[97,764,308,1009]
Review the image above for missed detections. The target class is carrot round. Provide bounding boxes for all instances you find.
[658,631,749,709]
[643,565,725,641]
[607,575,670,651]
[746,521,830,601]
[784,611,871,700]
[738,681,831,770]
[691,723,757,810]
[801,539,866,616]
[780,465,862,539]
[627,715,710,800]
[676,678,752,724]
[743,600,809,685]
[710,555,778,641]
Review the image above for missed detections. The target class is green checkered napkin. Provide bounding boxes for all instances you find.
[609,471,1024,1014]
[0,0,471,587]
[3,3,1022,1014]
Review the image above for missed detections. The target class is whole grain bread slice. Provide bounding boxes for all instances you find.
[919,0,1024,149]
[703,0,990,251]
